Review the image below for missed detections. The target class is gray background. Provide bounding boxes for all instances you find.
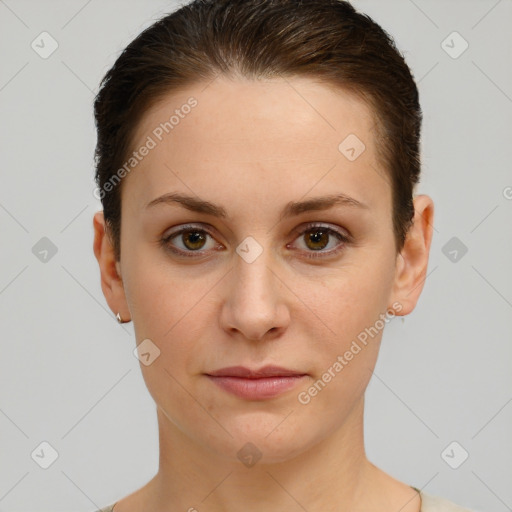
[0,0,511,511]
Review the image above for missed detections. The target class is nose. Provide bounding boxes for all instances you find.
[219,246,291,342]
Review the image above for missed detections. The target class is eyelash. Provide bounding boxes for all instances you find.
[160,223,351,260]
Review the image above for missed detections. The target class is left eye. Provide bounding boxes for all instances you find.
[161,223,349,259]
[287,224,350,259]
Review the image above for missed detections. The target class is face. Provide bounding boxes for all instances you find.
[94,76,432,465]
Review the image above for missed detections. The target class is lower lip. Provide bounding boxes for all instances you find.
[206,375,307,400]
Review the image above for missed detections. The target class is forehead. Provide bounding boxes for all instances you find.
[124,76,389,213]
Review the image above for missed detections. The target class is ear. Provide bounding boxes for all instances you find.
[92,210,131,322]
[389,194,435,316]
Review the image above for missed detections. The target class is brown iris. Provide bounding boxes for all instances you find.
[304,228,329,250]
[181,230,207,250]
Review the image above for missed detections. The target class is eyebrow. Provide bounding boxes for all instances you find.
[145,191,369,219]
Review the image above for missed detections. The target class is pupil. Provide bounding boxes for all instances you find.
[307,230,328,250]
[184,231,205,250]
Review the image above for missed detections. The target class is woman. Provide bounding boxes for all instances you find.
[92,1,475,510]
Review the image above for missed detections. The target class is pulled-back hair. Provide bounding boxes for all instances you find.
[94,0,422,261]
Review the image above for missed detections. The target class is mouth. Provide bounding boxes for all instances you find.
[204,365,308,400]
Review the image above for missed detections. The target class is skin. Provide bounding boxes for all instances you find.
[93,76,434,512]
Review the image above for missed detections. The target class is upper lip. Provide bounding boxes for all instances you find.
[206,365,306,378]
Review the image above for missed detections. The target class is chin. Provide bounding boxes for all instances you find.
[200,413,319,466]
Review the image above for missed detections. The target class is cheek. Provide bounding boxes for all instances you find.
[128,267,212,424]
[126,261,226,395]
[294,279,385,416]
[291,256,395,410]
[126,255,209,337]
[296,261,393,348]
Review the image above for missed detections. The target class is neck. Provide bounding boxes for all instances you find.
[144,397,398,512]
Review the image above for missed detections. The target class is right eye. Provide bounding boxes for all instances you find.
[161,224,224,258]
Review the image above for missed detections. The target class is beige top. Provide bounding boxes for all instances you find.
[93,489,478,512]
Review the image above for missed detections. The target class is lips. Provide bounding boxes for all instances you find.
[206,365,306,378]
[205,365,308,400]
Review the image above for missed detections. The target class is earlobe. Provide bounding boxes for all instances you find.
[389,195,435,316]
[92,211,131,322]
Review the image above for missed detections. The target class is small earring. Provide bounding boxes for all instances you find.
[116,312,123,324]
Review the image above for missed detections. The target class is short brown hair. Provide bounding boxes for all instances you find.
[94,0,422,261]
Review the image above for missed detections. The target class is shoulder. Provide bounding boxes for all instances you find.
[91,504,116,512]
[420,491,479,512]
